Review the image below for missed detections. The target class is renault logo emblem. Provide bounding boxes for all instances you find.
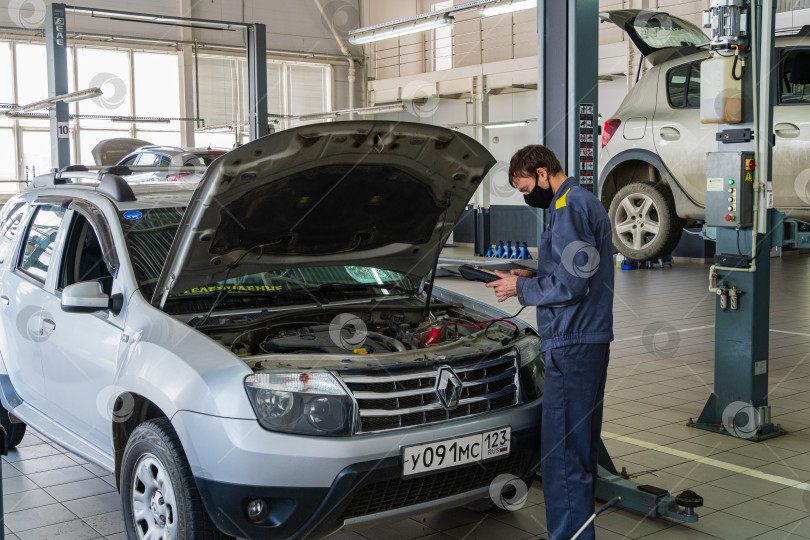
[435,367,463,410]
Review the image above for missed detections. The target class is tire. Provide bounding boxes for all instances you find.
[120,418,231,540]
[608,182,684,261]
[0,402,26,449]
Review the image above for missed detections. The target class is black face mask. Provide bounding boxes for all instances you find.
[523,177,554,209]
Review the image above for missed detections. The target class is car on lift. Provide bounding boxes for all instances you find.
[91,138,227,183]
[599,10,810,260]
[0,121,543,539]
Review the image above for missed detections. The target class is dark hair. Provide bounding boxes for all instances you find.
[508,145,563,187]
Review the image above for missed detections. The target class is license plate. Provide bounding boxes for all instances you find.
[402,427,511,476]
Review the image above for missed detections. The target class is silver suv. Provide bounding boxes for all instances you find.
[0,121,543,539]
[599,10,810,260]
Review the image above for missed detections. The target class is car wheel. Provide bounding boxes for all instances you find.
[121,418,231,540]
[0,403,26,449]
[608,182,684,261]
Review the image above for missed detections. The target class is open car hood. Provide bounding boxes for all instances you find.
[599,9,708,65]
[91,138,153,166]
[151,121,496,306]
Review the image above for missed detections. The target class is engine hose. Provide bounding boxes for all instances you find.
[365,331,407,352]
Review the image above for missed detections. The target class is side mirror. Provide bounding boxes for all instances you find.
[61,281,122,315]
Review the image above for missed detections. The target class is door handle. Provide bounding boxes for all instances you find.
[41,318,55,336]
[775,123,800,138]
[659,126,681,141]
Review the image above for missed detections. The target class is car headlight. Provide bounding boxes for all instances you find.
[514,336,544,402]
[245,372,354,436]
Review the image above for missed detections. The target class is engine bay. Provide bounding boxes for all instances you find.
[198,302,526,359]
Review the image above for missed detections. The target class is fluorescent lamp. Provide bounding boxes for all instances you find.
[299,112,339,121]
[3,87,103,116]
[480,0,536,17]
[484,121,529,129]
[349,16,454,45]
[60,87,103,103]
[349,104,407,115]
[111,117,170,124]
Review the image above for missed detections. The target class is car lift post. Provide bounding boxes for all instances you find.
[45,3,71,171]
[688,1,783,441]
[538,0,700,523]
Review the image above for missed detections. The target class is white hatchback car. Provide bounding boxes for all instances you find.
[599,10,810,260]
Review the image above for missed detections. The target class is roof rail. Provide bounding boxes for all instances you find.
[29,167,136,202]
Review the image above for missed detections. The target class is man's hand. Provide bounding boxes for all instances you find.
[510,269,533,278]
[486,270,520,302]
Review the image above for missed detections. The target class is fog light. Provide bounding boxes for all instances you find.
[246,498,269,522]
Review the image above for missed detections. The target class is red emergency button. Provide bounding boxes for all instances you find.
[725,214,735,222]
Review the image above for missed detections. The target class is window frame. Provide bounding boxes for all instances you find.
[666,60,701,110]
[777,46,810,107]
[15,202,69,286]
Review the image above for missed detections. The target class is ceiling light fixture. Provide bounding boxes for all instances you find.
[3,88,102,116]
[349,15,454,45]
[479,0,537,17]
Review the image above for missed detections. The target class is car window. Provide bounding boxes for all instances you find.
[119,155,138,167]
[630,12,708,52]
[667,61,700,109]
[18,204,66,282]
[118,207,407,304]
[0,202,29,264]
[135,153,159,166]
[780,49,810,105]
[667,63,689,108]
[158,155,172,167]
[59,213,113,293]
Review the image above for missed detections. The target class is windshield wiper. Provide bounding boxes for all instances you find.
[314,281,414,300]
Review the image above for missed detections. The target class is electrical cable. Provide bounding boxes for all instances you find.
[732,48,745,81]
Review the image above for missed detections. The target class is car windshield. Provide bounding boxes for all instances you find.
[119,207,411,307]
[631,12,707,50]
[185,152,225,166]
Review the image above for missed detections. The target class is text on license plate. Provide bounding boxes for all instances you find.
[402,427,511,476]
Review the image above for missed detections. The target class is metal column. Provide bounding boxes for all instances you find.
[45,3,70,170]
[689,1,782,441]
[246,23,269,141]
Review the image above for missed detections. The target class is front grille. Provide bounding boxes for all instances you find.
[341,453,523,519]
[339,352,520,433]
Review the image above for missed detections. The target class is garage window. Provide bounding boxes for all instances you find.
[667,61,701,109]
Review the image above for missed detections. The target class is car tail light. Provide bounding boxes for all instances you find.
[601,119,621,148]
[167,174,189,182]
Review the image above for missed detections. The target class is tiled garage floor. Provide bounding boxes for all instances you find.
[2,254,810,539]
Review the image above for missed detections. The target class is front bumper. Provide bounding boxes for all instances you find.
[173,399,541,539]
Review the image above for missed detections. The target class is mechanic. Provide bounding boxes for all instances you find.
[486,144,614,540]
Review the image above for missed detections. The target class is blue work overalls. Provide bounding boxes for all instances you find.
[515,176,614,540]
